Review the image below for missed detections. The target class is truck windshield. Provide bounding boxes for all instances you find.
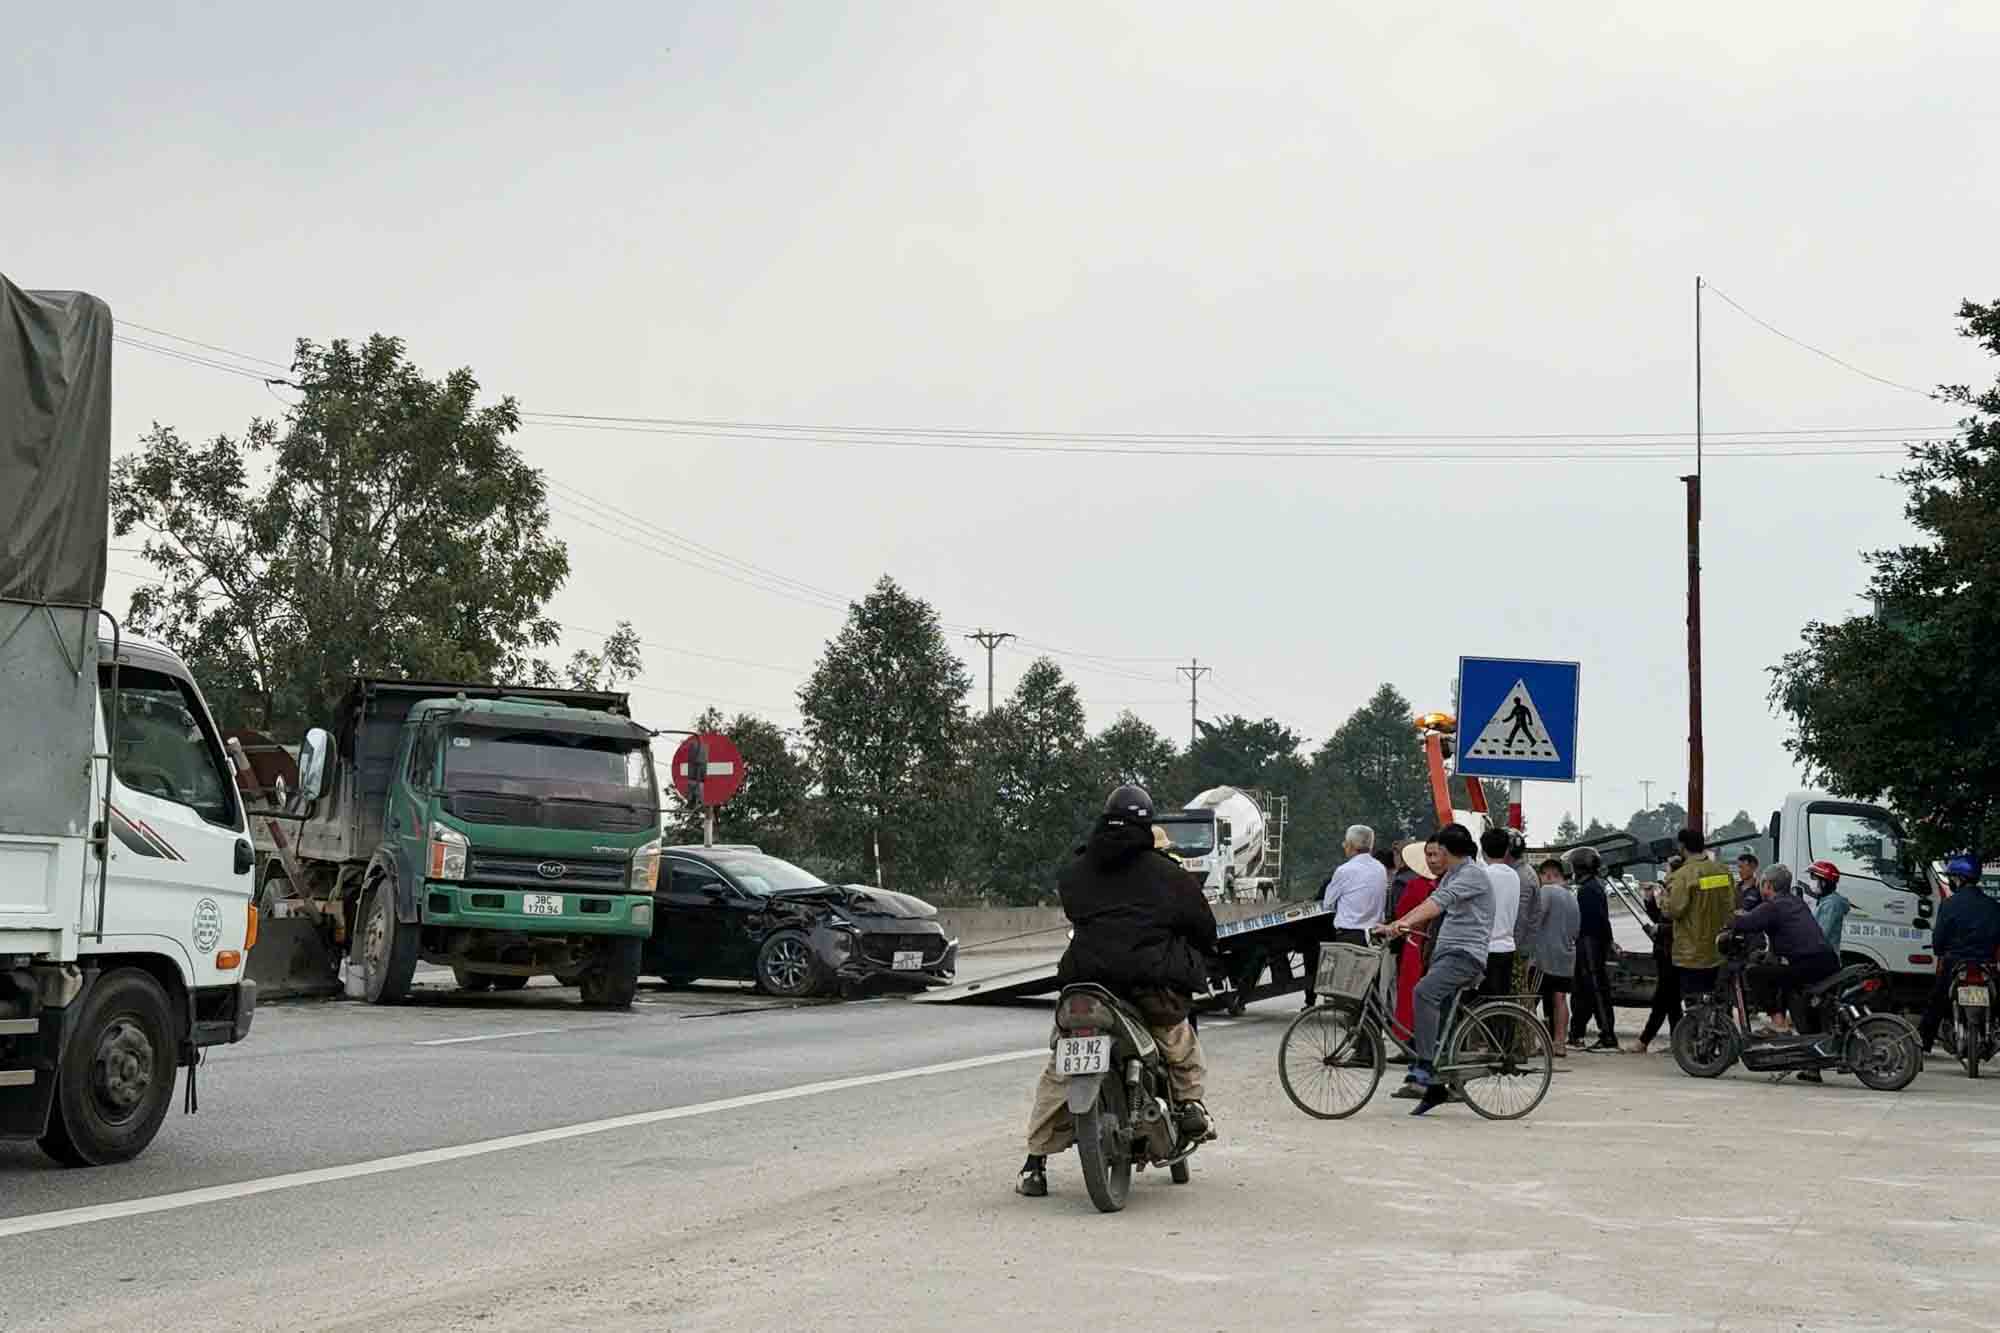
[443,731,657,809]
[1156,819,1215,856]
[1806,807,1909,892]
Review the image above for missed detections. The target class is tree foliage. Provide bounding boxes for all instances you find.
[974,658,1097,903]
[112,335,566,733]
[1553,813,1581,844]
[798,577,970,888]
[565,622,643,691]
[1774,299,2000,857]
[1088,711,1180,796]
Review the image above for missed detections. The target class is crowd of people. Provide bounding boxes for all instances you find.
[1317,822,1875,1067]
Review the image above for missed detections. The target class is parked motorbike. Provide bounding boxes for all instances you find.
[1943,960,1998,1078]
[1051,983,1206,1213]
[1673,930,1920,1091]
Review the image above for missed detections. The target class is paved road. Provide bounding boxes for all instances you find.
[6,982,2000,1331]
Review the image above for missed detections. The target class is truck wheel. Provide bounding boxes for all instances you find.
[580,938,642,1009]
[358,882,417,1004]
[755,930,822,999]
[38,969,177,1167]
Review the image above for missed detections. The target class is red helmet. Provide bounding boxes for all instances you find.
[1808,859,1841,886]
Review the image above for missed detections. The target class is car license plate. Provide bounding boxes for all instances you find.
[892,950,925,971]
[1960,986,1990,1007]
[522,893,564,916]
[1057,1035,1110,1075]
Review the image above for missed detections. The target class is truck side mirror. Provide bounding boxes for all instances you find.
[298,728,332,802]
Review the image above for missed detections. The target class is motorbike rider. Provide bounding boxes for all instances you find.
[1730,864,1841,1057]
[1017,784,1218,1198]
[1919,854,2000,1055]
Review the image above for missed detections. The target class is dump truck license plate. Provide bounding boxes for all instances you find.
[523,894,564,916]
[1057,1036,1109,1075]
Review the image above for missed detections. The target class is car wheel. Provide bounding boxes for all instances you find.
[755,930,821,999]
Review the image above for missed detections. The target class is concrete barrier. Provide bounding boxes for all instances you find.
[247,915,343,1000]
[938,899,1295,953]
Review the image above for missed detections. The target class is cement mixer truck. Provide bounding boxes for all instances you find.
[1155,787,1281,902]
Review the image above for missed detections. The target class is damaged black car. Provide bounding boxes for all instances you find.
[644,846,958,998]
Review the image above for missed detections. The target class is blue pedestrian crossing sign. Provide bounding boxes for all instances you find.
[1454,657,1580,783]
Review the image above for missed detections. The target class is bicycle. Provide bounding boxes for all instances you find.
[1278,932,1554,1121]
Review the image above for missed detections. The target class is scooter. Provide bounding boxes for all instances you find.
[1051,983,1209,1214]
[1673,930,1920,1091]
[1944,960,1998,1078]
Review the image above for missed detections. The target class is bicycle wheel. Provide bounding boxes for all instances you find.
[1279,1000,1384,1120]
[1443,1001,1552,1121]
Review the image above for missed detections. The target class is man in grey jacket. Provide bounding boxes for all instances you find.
[1381,823,1493,1115]
[1532,857,1580,1055]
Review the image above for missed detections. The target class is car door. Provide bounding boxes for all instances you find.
[657,858,747,979]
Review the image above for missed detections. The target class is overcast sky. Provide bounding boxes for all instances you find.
[8,1,1996,835]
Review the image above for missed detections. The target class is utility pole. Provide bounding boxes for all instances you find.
[1178,659,1211,749]
[1640,778,1656,811]
[1576,773,1591,833]
[1684,275,1707,834]
[965,629,1015,714]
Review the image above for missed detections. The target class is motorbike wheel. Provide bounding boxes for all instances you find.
[1960,1008,1986,1079]
[1671,1004,1739,1078]
[1075,1076,1133,1214]
[1278,1001,1382,1120]
[1847,1014,1922,1092]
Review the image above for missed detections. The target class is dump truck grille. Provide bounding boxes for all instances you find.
[464,852,628,888]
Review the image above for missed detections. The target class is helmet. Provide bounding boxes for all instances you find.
[1506,828,1528,858]
[1102,784,1154,824]
[1567,846,1601,877]
[1946,854,1980,883]
[1807,859,1841,890]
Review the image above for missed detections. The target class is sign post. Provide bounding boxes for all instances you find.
[1453,657,1581,831]
[671,732,745,847]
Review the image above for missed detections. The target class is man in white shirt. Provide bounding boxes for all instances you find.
[1301,824,1388,1007]
[1478,826,1520,998]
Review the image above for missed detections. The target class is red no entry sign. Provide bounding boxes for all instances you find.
[671,732,744,805]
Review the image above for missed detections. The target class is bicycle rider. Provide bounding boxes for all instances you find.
[1378,822,1494,1115]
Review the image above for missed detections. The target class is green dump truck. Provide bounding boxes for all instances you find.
[253,678,661,1008]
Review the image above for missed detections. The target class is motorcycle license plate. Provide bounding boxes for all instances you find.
[522,893,564,916]
[892,950,924,971]
[1057,1035,1110,1075]
[1959,986,1990,1007]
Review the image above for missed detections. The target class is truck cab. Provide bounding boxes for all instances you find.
[1764,792,1934,1002]
[259,679,662,1007]
[1155,809,1231,901]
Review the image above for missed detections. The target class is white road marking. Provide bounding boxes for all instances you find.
[0,1046,1047,1240]
[413,1028,564,1047]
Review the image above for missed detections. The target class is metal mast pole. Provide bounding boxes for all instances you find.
[965,629,1015,714]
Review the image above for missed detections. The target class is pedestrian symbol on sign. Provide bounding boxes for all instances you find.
[1464,681,1562,763]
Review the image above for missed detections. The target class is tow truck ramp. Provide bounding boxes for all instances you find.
[914,900,1334,1009]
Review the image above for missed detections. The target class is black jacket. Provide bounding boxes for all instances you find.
[1935,888,2000,965]
[1577,876,1613,946]
[1056,817,1218,1004]
[1733,894,1836,964]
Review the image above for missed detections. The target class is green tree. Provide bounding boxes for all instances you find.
[1625,802,1689,844]
[564,621,643,691]
[112,335,566,733]
[1170,714,1303,796]
[1089,711,1180,796]
[977,659,1096,904]
[1579,818,1621,842]
[798,577,970,889]
[1713,809,1760,840]
[1774,303,2000,856]
[1553,813,1581,844]
[664,709,814,860]
[1314,684,1431,843]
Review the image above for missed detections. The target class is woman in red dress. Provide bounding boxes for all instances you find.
[1392,838,1442,1043]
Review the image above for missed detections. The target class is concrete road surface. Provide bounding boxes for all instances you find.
[4,984,1997,1331]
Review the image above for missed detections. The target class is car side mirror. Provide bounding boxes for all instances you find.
[298,728,332,802]
[701,884,731,901]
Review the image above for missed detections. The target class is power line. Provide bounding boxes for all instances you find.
[115,320,291,371]
[1702,282,1939,400]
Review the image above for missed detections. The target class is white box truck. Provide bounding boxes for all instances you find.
[1,280,256,1165]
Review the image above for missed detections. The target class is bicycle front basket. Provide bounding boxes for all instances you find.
[1315,942,1380,1003]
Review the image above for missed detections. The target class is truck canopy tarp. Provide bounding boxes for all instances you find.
[1,279,112,606]
[446,711,654,745]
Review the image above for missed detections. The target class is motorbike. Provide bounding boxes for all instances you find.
[1051,983,1207,1213]
[1672,930,1920,1091]
[1943,960,1999,1078]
